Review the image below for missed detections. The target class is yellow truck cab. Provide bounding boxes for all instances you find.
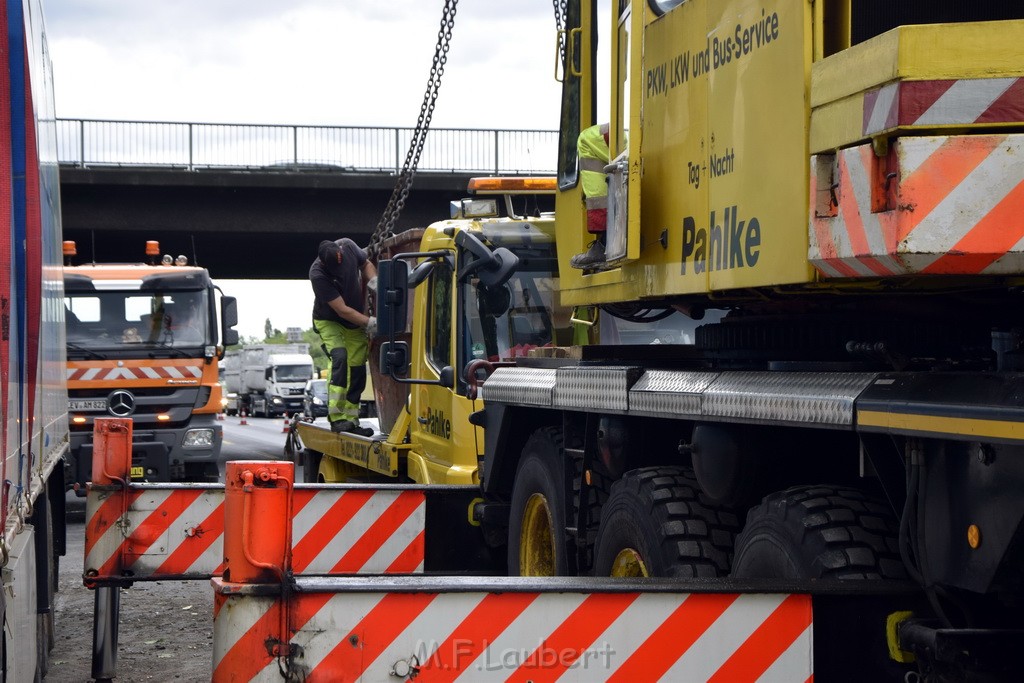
[295,179,572,486]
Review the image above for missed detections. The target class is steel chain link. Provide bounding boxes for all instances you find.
[553,0,567,67]
[368,0,458,259]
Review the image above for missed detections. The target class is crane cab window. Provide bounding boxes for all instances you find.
[425,260,454,373]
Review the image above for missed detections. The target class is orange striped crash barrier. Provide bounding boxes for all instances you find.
[84,483,427,583]
[211,580,814,682]
[810,134,1024,278]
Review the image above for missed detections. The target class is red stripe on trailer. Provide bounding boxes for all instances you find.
[707,593,813,682]
[898,135,1004,242]
[416,593,537,681]
[290,489,373,572]
[21,41,41,465]
[607,593,739,682]
[331,489,422,573]
[0,3,11,532]
[326,593,436,680]
[505,592,640,683]
[86,485,427,581]
[836,149,896,277]
[896,80,956,125]
[153,503,226,576]
[978,78,1024,123]
[211,599,286,682]
[95,489,204,578]
[83,488,144,561]
[922,179,1024,275]
[385,528,425,573]
[808,159,862,279]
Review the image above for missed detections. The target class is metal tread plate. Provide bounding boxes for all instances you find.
[552,366,642,412]
[480,367,557,407]
[703,371,877,426]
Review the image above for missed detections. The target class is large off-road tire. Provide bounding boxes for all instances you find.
[593,467,739,578]
[508,427,571,576]
[731,485,906,580]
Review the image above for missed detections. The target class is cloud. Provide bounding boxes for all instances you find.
[46,1,561,129]
[46,1,564,339]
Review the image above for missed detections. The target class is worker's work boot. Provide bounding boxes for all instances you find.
[329,419,353,434]
[569,240,606,269]
[331,419,373,437]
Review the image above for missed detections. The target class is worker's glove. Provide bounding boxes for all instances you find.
[366,276,378,296]
[366,316,378,339]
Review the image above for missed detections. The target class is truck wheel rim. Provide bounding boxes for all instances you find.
[520,493,556,575]
[610,548,649,577]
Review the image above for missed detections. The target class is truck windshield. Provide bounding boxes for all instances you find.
[275,365,312,382]
[462,267,572,364]
[65,290,210,352]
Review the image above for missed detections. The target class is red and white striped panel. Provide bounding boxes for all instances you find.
[863,78,1024,135]
[212,590,812,682]
[84,486,425,580]
[67,361,204,382]
[810,134,1024,278]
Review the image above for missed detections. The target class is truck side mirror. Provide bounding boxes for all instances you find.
[377,259,409,337]
[221,296,239,346]
[380,340,410,377]
[455,231,519,288]
[438,365,455,389]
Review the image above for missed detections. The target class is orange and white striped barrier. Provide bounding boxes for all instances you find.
[84,484,427,582]
[239,409,247,425]
[810,133,1024,278]
[281,413,291,433]
[211,580,813,682]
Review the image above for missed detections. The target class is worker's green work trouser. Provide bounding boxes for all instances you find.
[313,319,368,424]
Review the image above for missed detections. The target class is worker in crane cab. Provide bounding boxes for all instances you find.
[309,238,377,436]
[569,123,610,269]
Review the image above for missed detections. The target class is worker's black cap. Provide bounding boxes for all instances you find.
[318,240,342,266]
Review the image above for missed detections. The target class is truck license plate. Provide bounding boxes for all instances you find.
[130,466,145,479]
[68,399,106,412]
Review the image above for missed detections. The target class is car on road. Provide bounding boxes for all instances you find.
[303,379,328,419]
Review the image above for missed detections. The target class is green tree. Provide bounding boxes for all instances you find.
[264,318,273,339]
[304,327,328,376]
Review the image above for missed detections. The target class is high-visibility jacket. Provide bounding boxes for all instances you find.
[578,123,610,234]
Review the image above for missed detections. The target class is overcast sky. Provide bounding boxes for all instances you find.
[45,0,564,339]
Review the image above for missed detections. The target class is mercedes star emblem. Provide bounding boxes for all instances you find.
[107,390,136,417]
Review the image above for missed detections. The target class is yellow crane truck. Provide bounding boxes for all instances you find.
[440,1,1023,680]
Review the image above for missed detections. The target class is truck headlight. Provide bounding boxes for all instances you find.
[313,397,324,405]
[272,397,283,404]
[182,429,214,448]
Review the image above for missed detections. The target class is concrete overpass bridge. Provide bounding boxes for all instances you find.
[57,119,557,279]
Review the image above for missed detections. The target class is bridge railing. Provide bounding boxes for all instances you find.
[55,119,558,175]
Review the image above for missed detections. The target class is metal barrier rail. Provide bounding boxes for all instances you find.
[56,118,558,174]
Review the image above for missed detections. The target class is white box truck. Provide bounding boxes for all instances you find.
[223,344,314,417]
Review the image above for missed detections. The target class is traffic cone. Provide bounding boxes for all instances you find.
[282,413,291,433]
[217,412,225,421]
[240,409,248,426]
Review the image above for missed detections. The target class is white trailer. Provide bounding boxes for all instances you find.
[224,344,314,417]
[2,0,68,678]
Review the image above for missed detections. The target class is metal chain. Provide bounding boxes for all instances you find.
[553,0,567,67]
[368,0,458,259]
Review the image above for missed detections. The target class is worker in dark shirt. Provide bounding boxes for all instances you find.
[309,238,377,435]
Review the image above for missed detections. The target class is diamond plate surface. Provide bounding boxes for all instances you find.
[552,366,640,412]
[629,370,719,417]
[480,367,557,407]
[704,372,877,426]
